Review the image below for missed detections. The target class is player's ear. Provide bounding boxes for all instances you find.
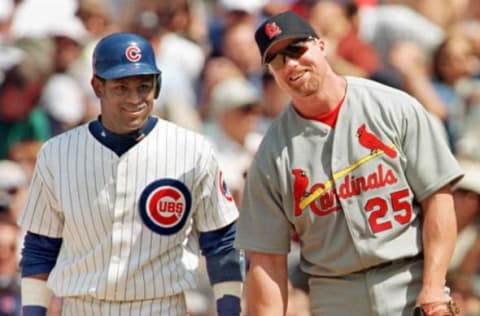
[154,73,161,99]
[91,76,104,98]
[317,39,326,56]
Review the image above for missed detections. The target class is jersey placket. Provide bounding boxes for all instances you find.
[105,158,136,300]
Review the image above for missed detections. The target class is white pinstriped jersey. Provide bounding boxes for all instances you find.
[61,294,187,316]
[18,117,238,301]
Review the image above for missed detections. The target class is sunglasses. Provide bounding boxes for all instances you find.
[265,38,313,70]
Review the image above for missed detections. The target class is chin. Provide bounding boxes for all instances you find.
[291,87,314,98]
[119,117,142,131]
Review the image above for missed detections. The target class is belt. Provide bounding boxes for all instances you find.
[363,253,424,272]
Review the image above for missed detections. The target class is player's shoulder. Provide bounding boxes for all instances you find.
[346,76,421,110]
[35,123,89,161]
[250,108,292,163]
[155,117,209,140]
[41,123,89,149]
[346,76,412,99]
[154,117,215,150]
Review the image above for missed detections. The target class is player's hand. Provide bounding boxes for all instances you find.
[416,285,451,306]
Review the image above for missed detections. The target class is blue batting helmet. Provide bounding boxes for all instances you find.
[92,32,161,80]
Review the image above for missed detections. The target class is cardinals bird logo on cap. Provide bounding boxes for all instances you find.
[265,22,282,39]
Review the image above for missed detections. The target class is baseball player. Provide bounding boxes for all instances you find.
[234,11,462,316]
[18,32,244,316]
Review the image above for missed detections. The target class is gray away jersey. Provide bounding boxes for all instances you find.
[235,76,463,277]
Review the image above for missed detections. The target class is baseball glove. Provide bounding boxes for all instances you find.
[412,300,459,316]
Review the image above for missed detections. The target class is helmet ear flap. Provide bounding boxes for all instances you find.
[154,72,162,99]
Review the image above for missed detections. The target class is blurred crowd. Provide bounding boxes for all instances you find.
[1,0,480,315]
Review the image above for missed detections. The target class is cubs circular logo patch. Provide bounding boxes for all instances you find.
[219,171,234,202]
[139,179,191,235]
[125,45,142,62]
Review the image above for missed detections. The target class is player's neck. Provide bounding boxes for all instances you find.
[90,116,158,156]
[292,76,347,117]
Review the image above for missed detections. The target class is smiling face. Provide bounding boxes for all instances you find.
[266,38,328,99]
[92,74,157,134]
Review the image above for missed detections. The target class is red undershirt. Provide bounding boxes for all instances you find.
[303,93,346,128]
